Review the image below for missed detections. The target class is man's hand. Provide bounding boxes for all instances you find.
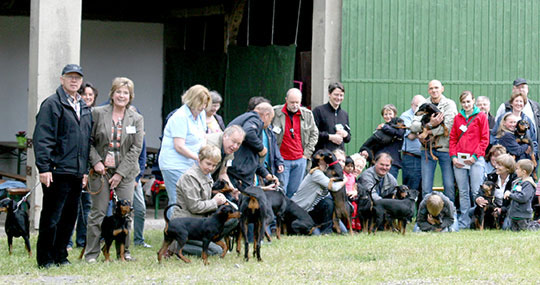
[108,173,123,189]
[329,134,343,145]
[82,174,88,188]
[336,129,348,138]
[94,162,106,175]
[427,214,441,225]
[213,193,226,205]
[277,165,284,173]
[429,112,444,127]
[360,150,369,159]
[39,172,53,188]
[258,147,268,157]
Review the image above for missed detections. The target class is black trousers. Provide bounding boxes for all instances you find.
[36,174,82,267]
[309,196,334,234]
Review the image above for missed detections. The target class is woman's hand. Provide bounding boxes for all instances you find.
[376,123,384,130]
[452,157,465,168]
[213,193,226,205]
[493,207,502,217]
[360,150,369,159]
[504,190,511,199]
[108,173,123,189]
[475,196,488,208]
[347,189,358,199]
[94,162,106,175]
[463,156,476,166]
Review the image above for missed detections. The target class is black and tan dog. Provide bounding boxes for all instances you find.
[359,117,408,164]
[515,119,537,170]
[79,199,132,261]
[263,189,288,241]
[415,103,449,161]
[312,149,353,235]
[282,197,317,235]
[473,181,501,230]
[369,186,419,235]
[0,197,31,256]
[157,204,240,265]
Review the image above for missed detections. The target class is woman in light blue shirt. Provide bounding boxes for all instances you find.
[159,85,211,218]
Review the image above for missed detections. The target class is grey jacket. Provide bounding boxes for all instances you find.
[291,168,346,212]
[89,105,144,181]
[272,104,319,158]
[357,166,397,201]
[416,191,456,231]
[410,94,457,152]
[508,179,535,219]
[207,132,235,181]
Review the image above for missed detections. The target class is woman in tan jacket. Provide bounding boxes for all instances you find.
[84,77,144,263]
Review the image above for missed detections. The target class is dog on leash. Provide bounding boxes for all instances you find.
[0,197,31,256]
[157,204,240,265]
[369,186,419,235]
[415,103,449,161]
[473,181,501,230]
[79,199,132,261]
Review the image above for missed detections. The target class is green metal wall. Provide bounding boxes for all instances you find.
[342,0,540,154]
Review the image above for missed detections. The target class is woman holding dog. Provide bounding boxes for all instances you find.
[85,77,144,263]
[360,104,405,179]
[449,90,489,229]
[496,113,533,161]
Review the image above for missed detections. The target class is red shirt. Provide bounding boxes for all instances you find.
[279,104,304,160]
[449,109,490,158]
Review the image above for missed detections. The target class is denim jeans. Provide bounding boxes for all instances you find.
[133,180,147,245]
[402,154,422,191]
[278,158,307,198]
[421,149,455,203]
[389,165,400,181]
[454,157,486,229]
[161,169,185,219]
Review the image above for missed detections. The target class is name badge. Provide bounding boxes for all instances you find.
[336,124,344,131]
[516,185,522,192]
[459,125,467,133]
[273,126,282,134]
[126,126,136,134]
[226,159,233,167]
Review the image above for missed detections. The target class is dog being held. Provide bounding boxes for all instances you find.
[0,197,31,256]
[369,186,419,235]
[79,199,132,262]
[415,103,449,161]
[514,119,538,170]
[473,181,501,230]
[157,203,240,265]
[359,117,407,164]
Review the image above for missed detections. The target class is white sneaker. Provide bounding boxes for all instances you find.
[87,258,97,264]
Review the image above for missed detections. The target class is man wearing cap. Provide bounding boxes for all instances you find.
[34,64,92,268]
[495,78,540,145]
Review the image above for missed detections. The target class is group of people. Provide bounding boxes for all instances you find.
[31,63,540,268]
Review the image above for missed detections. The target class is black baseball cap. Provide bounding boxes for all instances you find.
[62,64,83,76]
[513,77,527,86]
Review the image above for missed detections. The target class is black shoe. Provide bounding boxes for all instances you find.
[57,259,71,266]
[38,262,55,269]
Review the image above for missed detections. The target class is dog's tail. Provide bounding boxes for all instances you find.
[367,179,381,209]
[163,203,182,224]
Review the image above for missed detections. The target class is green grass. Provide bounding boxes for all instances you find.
[1,229,540,283]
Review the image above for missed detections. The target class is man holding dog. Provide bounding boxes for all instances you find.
[410,80,458,203]
[34,64,92,268]
[272,88,319,198]
[357,153,397,201]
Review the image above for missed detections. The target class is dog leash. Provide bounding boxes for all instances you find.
[13,182,40,213]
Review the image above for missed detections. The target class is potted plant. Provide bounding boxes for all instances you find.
[15,131,26,147]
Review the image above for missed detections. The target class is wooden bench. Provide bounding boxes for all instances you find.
[0,170,26,182]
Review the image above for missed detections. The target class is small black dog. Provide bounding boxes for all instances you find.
[237,186,271,262]
[0,197,31,256]
[282,197,316,235]
[515,119,537,170]
[370,186,419,235]
[263,189,288,241]
[359,117,407,164]
[473,181,501,230]
[415,103,449,161]
[79,199,132,262]
[157,204,240,265]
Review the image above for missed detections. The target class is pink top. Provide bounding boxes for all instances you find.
[344,172,356,194]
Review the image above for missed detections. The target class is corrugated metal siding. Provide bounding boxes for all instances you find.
[342,0,540,154]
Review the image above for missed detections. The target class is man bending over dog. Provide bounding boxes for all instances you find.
[168,145,238,257]
[415,192,459,232]
[357,153,397,201]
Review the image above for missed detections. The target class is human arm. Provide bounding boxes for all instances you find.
[304,111,319,158]
[508,182,536,204]
[431,101,457,137]
[33,99,60,183]
[173,138,199,161]
[498,133,529,157]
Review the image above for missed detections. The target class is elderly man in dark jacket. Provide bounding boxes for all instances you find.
[227,102,279,190]
[33,64,92,268]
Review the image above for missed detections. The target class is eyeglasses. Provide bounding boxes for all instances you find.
[64,75,82,81]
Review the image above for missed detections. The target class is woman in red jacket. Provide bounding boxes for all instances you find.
[449,90,490,230]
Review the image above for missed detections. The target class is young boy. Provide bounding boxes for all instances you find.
[504,159,536,231]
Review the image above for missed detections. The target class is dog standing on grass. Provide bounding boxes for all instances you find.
[0,197,31,256]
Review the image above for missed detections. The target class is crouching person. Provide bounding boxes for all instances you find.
[170,145,238,256]
[415,192,459,232]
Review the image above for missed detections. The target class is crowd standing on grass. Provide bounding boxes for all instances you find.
[28,64,540,268]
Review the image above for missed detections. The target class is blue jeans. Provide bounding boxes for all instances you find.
[454,157,486,229]
[421,149,455,203]
[278,158,307,198]
[161,169,185,219]
[402,154,422,191]
[389,165,400,181]
[133,180,146,245]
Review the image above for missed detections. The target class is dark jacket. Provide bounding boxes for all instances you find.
[498,132,530,160]
[313,102,351,152]
[227,111,270,186]
[33,86,92,177]
[507,179,535,219]
[215,114,226,131]
[416,192,456,231]
[361,124,405,168]
[484,171,517,218]
[263,127,284,176]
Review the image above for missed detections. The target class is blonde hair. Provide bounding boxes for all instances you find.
[516,159,534,176]
[426,194,444,216]
[182,84,211,111]
[350,153,367,172]
[496,113,516,139]
[495,153,515,173]
[198,144,221,163]
[109,77,134,106]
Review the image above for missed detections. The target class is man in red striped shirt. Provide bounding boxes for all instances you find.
[272,88,319,198]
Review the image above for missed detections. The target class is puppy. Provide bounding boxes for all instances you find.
[515,119,537,169]
[415,103,449,161]
[359,117,407,164]
[370,186,419,235]
[0,198,31,256]
[473,181,501,230]
[157,204,240,265]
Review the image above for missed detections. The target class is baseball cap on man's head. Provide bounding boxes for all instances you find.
[62,64,83,77]
[513,77,527,86]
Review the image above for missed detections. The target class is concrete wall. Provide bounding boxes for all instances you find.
[0,16,163,172]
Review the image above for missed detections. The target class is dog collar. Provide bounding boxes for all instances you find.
[328,160,339,167]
